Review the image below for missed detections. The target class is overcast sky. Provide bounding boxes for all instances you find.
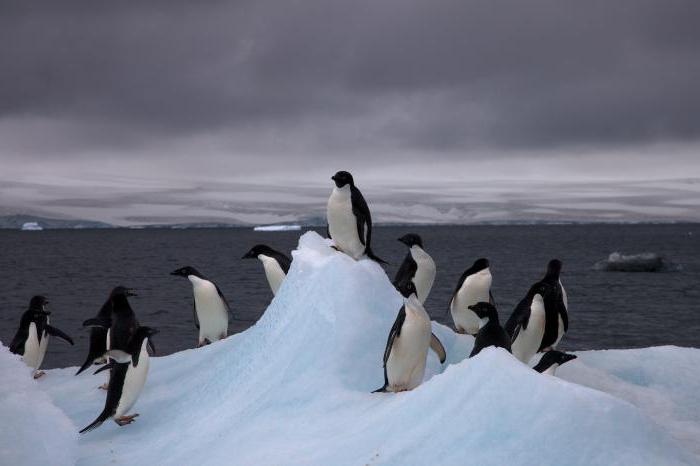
[1,0,699,190]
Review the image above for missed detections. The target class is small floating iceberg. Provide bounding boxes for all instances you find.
[253,224,302,232]
[21,222,43,231]
[593,252,680,272]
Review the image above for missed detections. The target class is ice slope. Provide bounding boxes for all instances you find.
[1,231,699,465]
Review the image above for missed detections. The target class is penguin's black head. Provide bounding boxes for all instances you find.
[331,171,354,188]
[171,266,202,278]
[546,259,563,279]
[396,280,418,299]
[110,286,137,298]
[398,233,423,248]
[540,350,577,367]
[29,295,50,314]
[472,258,490,272]
[242,244,274,259]
[468,301,498,319]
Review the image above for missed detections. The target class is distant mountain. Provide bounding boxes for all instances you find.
[0,215,113,230]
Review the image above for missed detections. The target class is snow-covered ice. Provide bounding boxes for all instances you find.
[1,231,699,465]
[593,251,681,272]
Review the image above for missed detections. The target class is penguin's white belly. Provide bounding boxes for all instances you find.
[511,297,546,364]
[193,283,228,344]
[115,342,150,418]
[386,311,431,392]
[327,187,365,260]
[450,271,492,334]
[411,248,436,304]
[22,323,48,370]
[259,255,286,295]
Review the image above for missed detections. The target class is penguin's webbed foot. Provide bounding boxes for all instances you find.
[115,414,139,426]
[33,370,45,379]
[98,383,108,390]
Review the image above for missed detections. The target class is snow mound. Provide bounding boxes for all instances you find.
[593,252,680,272]
[0,346,77,466]
[2,232,699,465]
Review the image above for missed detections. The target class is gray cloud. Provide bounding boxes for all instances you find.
[0,0,699,177]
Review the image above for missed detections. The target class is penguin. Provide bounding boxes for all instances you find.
[448,258,494,335]
[80,327,158,433]
[76,286,125,376]
[393,233,436,304]
[241,244,291,295]
[374,282,445,393]
[171,266,229,346]
[468,302,512,357]
[505,259,568,359]
[9,295,74,378]
[533,350,577,376]
[505,285,547,364]
[326,170,385,263]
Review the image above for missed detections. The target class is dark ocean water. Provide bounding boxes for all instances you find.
[1,224,698,369]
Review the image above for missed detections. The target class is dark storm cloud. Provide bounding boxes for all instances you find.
[1,0,699,160]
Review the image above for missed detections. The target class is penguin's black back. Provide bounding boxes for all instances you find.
[470,317,512,358]
[110,296,138,351]
[393,253,417,290]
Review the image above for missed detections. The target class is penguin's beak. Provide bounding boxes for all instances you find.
[241,250,256,259]
[397,236,409,246]
[331,175,337,181]
[170,269,181,276]
[126,289,137,297]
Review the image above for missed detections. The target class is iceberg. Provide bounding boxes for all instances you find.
[1,232,699,465]
[21,221,43,231]
[253,224,302,231]
[593,252,680,272]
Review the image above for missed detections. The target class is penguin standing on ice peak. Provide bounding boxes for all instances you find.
[171,266,230,346]
[505,259,568,363]
[449,258,495,335]
[10,295,74,378]
[326,170,385,264]
[76,286,125,376]
[374,281,445,393]
[242,244,291,296]
[505,284,547,364]
[80,326,158,433]
[533,350,577,376]
[468,302,511,357]
[393,233,436,305]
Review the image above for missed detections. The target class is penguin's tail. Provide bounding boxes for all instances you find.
[372,385,388,393]
[365,247,388,265]
[79,409,111,434]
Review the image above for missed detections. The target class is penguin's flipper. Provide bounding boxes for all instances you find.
[192,302,200,329]
[83,317,111,328]
[9,331,27,355]
[374,306,406,393]
[214,284,232,315]
[76,353,99,376]
[46,325,74,345]
[504,296,531,338]
[93,361,115,375]
[147,338,156,355]
[429,333,447,364]
[80,409,112,434]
